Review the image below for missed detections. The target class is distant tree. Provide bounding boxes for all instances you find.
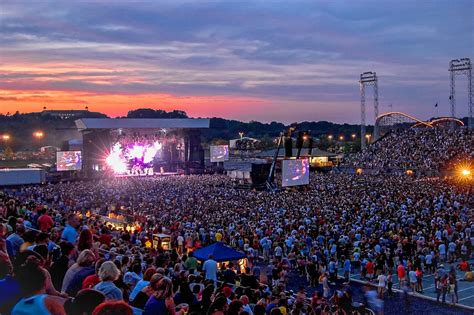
[351,141,361,152]
[317,137,331,151]
[342,143,354,154]
[126,108,188,118]
[209,118,227,129]
[211,138,228,145]
[127,108,157,118]
[260,135,277,150]
[79,111,108,119]
[168,110,188,118]
[4,146,14,158]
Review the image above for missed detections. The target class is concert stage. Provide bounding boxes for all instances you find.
[75,118,210,177]
[114,171,180,178]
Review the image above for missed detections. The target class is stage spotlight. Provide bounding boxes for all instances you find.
[106,154,128,174]
[454,162,473,183]
[106,143,128,174]
[33,131,44,139]
[143,142,162,163]
[461,169,471,176]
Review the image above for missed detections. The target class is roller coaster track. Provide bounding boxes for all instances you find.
[374,111,464,140]
[412,117,465,128]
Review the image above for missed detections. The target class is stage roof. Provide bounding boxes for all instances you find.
[75,118,210,130]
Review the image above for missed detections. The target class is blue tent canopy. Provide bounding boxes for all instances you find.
[193,242,246,262]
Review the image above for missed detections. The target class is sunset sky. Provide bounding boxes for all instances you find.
[0,0,472,123]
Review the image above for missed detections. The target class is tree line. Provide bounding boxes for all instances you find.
[0,108,374,151]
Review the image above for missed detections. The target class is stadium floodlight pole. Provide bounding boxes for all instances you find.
[360,83,366,149]
[266,131,284,190]
[296,131,305,159]
[360,72,378,148]
[449,58,473,129]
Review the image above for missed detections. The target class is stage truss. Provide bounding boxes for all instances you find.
[449,58,473,129]
[360,72,379,149]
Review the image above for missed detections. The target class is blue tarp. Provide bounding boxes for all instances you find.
[193,242,246,262]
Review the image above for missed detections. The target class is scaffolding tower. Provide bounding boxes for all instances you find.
[360,72,379,148]
[449,58,473,129]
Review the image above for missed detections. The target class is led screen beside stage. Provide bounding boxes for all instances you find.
[210,145,229,162]
[282,158,309,187]
[57,151,82,171]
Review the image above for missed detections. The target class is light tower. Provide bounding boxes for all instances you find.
[360,72,379,148]
[449,58,473,129]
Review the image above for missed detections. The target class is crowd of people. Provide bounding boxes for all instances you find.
[0,128,473,315]
[0,149,56,161]
[342,128,473,173]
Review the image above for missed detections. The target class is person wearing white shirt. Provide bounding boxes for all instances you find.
[408,269,417,291]
[177,235,184,254]
[377,273,387,297]
[274,245,283,261]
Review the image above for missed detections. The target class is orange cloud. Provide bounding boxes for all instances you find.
[0,89,270,119]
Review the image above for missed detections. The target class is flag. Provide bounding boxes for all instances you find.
[435,103,438,107]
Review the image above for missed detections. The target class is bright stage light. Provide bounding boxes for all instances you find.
[106,143,128,174]
[33,131,44,139]
[106,154,128,174]
[143,142,162,163]
[454,162,473,183]
[128,145,145,159]
[106,141,163,174]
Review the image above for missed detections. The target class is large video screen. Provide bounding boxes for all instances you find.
[210,145,229,162]
[282,158,310,187]
[57,151,82,171]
